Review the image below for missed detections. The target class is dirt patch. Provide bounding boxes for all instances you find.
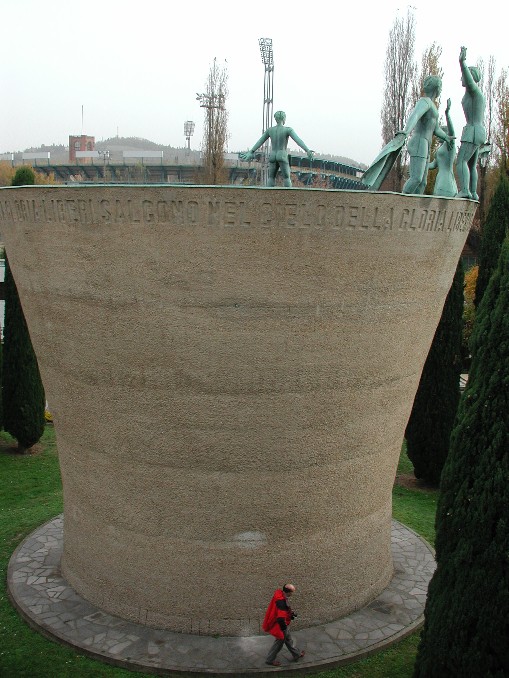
[395,473,438,493]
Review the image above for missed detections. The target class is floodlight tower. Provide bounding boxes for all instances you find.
[258,38,274,185]
[184,120,195,155]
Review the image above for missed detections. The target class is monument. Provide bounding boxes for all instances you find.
[362,46,486,199]
[0,183,475,636]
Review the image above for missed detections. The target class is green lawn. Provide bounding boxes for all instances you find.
[0,430,435,678]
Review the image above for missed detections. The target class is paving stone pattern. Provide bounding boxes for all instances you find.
[8,516,435,675]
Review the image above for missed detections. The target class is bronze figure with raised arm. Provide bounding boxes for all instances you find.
[457,46,486,199]
[428,98,458,198]
[239,111,314,187]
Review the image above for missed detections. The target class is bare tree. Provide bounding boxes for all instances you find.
[494,68,509,172]
[380,9,417,191]
[477,56,497,227]
[198,58,229,184]
[413,42,443,106]
[479,56,497,147]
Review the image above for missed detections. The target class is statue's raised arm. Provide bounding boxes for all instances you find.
[459,46,478,93]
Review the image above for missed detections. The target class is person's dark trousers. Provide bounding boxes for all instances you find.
[266,630,301,663]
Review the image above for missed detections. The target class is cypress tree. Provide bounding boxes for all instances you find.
[405,260,464,484]
[3,255,45,452]
[475,172,509,308]
[414,238,509,677]
[3,166,45,451]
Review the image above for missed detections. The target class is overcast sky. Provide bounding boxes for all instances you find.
[1,0,507,166]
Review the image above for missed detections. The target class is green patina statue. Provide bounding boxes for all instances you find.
[457,46,486,199]
[401,75,455,194]
[428,99,457,198]
[239,111,314,187]
[362,76,454,194]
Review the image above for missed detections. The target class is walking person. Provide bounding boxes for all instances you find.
[263,583,305,666]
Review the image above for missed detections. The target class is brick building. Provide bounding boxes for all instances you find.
[69,135,95,163]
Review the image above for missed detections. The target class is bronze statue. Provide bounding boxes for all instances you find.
[428,99,458,198]
[456,46,486,200]
[362,76,454,194]
[401,76,455,194]
[239,111,314,187]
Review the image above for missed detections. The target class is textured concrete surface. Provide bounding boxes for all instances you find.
[0,185,475,634]
[8,516,435,674]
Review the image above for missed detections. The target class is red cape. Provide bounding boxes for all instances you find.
[262,589,286,640]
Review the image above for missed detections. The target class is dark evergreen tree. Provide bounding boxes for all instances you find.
[11,166,36,186]
[3,255,45,451]
[405,260,464,484]
[414,239,509,678]
[475,172,509,308]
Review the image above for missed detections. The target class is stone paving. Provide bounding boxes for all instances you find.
[7,516,435,675]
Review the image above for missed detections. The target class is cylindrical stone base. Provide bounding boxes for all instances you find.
[0,185,475,634]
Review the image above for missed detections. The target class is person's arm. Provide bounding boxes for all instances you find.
[288,128,315,161]
[445,98,455,138]
[239,130,270,161]
[459,46,477,93]
[434,102,455,150]
[428,158,438,170]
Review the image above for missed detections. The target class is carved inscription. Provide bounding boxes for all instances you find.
[0,195,475,234]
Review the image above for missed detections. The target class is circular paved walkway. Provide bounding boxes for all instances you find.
[8,516,435,675]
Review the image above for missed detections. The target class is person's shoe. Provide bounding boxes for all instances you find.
[294,651,305,662]
[265,660,281,666]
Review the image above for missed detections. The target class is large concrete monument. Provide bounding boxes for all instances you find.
[0,184,475,635]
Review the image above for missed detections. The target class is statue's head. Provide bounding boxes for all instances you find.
[274,110,286,124]
[423,75,442,98]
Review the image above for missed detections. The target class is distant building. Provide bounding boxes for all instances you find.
[69,135,95,163]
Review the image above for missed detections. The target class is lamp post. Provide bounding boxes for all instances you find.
[184,121,195,156]
[258,38,274,186]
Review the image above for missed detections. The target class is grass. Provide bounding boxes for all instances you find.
[0,431,436,678]
[393,441,438,546]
